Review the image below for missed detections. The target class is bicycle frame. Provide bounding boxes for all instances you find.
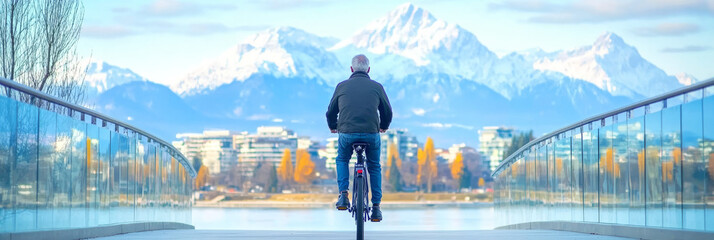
[350,143,371,224]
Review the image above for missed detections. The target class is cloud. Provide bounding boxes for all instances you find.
[490,0,714,23]
[259,0,331,10]
[661,45,710,52]
[140,0,236,17]
[247,114,272,121]
[490,0,557,12]
[82,25,138,38]
[143,0,192,16]
[421,123,475,130]
[86,1,260,39]
[182,23,268,35]
[632,22,700,36]
[423,123,451,128]
[137,21,267,36]
[232,107,243,117]
[412,108,426,116]
[84,21,267,39]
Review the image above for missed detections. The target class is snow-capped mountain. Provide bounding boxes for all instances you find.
[532,32,683,98]
[171,3,689,101]
[90,2,702,145]
[331,3,497,81]
[172,27,343,96]
[85,60,147,98]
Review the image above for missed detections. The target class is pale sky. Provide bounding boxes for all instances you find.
[78,0,714,86]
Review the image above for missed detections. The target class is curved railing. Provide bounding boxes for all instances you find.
[0,77,196,235]
[0,77,196,177]
[493,77,714,233]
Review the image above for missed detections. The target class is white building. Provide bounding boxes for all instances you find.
[172,133,203,163]
[478,126,515,172]
[320,137,361,171]
[233,126,299,177]
[435,148,450,163]
[174,130,237,174]
[448,143,468,163]
[200,140,223,174]
[380,129,419,163]
[319,137,340,170]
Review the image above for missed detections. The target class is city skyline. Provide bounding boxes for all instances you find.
[172,125,500,172]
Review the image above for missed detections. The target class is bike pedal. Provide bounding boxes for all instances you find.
[370,219,381,222]
[337,206,348,210]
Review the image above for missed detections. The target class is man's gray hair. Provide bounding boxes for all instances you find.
[351,54,370,72]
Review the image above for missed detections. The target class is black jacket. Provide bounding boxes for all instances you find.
[326,71,392,133]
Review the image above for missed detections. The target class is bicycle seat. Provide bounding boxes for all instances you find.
[352,142,369,153]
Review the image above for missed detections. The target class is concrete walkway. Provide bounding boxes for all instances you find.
[92,230,635,240]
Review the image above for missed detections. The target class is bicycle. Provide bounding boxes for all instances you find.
[349,142,371,240]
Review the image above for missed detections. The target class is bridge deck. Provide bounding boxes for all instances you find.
[91,230,634,240]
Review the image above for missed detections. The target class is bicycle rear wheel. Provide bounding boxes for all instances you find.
[355,175,364,240]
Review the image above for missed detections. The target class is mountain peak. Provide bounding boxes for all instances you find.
[266,26,318,37]
[247,26,338,49]
[84,60,147,101]
[333,2,495,70]
[173,26,344,96]
[534,31,681,98]
[389,2,436,24]
[593,32,628,53]
[596,32,624,42]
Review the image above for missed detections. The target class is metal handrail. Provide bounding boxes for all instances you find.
[0,77,197,177]
[492,77,714,177]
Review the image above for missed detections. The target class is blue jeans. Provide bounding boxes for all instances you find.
[336,133,382,204]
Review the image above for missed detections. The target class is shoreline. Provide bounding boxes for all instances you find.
[194,201,493,209]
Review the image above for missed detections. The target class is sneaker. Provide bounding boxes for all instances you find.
[335,191,349,210]
[370,206,382,222]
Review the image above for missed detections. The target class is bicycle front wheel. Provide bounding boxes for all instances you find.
[355,175,364,240]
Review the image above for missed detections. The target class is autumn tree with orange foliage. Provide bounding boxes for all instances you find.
[451,152,464,181]
[417,137,438,192]
[195,165,209,190]
[294,149,316,184]
[426,138,438,192]
[385,143,402,179]
[278,149,293,187]
[451,152,472,189]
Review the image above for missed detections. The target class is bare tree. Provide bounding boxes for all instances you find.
[0,0,33,97]
[0,0,86,107]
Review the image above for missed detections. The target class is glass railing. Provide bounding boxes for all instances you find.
[493,78,714,232]
[0,77,196,233]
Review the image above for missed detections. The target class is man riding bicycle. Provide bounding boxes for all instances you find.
[326,54,392,222]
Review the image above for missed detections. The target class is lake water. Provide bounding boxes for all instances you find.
[192,207,496,231]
